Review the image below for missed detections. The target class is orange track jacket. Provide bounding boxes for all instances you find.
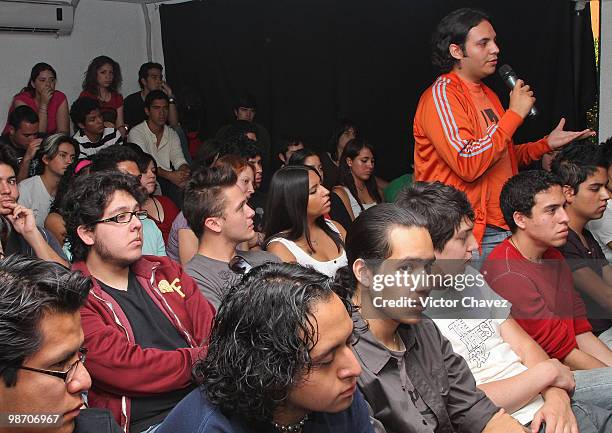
[413,72,551,244]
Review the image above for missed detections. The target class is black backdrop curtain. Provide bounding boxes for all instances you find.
[160,0,597,180]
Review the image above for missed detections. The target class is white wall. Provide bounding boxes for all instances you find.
[0,0,150,129]
[600,1,612,140]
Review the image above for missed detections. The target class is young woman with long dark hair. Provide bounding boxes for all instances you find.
[332,138,382,221]
[265,165,347,277]
[80,55,125,135]
[3,63,69,135]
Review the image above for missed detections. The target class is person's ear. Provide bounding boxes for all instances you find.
[346,157,353,168]
[77,224,95,247]
[513,211,528,230]
[77,122,86,131]
[449,43,465,61]
[42,154,50,166]
[279,153,286,164]
[352,258,373,287]
[203,216,223,234]
[144,107,150,117]
[562,185,576,203]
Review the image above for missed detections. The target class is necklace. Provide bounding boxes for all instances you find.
[271,415,308,432]
[509,236,541,263]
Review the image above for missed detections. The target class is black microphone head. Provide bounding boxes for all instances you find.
[498,64,514,78]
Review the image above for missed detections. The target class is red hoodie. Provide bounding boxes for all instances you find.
[74,256,215,431]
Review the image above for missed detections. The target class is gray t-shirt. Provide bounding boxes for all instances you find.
[185,250,280,309]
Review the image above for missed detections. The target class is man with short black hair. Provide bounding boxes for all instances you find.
[414,8,594,258]
[70,97,122,158]
[0,256,122,433]
[0,105,42,181]
[128,90,189,207]
[183,164,279,309]
[278,134,305,166]
[62,171,215,432]
[124,62,178,129]
[0,144,67,264]
[482,170,612,371]
[216,93,272,174]
[551,142,612,339]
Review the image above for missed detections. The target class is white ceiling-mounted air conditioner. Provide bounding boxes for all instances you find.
[0,1,74,35]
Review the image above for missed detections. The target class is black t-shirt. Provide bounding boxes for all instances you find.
[124,91,146,129]
[98,272,194,433]
[558,228,612,334]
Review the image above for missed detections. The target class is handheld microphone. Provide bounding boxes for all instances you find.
[498,64,538,118]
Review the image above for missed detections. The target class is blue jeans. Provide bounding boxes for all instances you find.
[570,400,612,433]
[573,367,612,411]
[472,226,512,268]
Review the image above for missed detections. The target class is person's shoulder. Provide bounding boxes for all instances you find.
[124,91,141,102]
[158,388,233,433]
[243,249,281,264]
[312,389,372,433]
[52,90,67,103]
[74,408,122,433]
[18,175,38,188]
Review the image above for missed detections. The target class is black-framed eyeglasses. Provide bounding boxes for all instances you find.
[229,255,253,275]
[92,210,148,225]
[16,347,87,383]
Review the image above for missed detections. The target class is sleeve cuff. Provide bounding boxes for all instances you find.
[497,109,524,138]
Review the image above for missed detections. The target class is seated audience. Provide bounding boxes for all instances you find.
[128,90,190,207]
[0,145,67,264]
[0,106,42,181]
[2,62,69,135]
[265,165,347,277]
[183,164,279,308]
[18,133,78,226]
[321,118,357,190]
[332,138,382,221]
[277,134,305,166]
[133,150,179,244]
[216,93,272,172]
[124,62,178,129]
[586,138,612,263]
[289,148,352,230]
[482,171,612,370]
[62,171,215,432]
[165,212,196,264]
[80,55,125,134]
[91,145,166,256]
[158,262,372,433]
[0,256,122,433]
[551,142,612,339]
[70,97,122,158]
[335,203,525,433]
[398,181,612,428]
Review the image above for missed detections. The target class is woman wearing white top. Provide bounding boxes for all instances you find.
[265,165,347,277]
[332,138,383,221]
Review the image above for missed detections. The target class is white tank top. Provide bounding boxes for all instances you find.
[268,221,348,277]
[342,186,377,219]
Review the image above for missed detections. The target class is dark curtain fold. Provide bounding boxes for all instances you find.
[160,0,597,180]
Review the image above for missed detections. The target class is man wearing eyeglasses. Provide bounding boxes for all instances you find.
[0,255,122,433]
[62,171,215,433]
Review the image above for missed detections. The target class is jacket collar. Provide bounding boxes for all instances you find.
[351,311,417,375]
[72,256,162,290]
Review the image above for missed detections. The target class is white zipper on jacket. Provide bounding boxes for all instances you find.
[90,289,130,432]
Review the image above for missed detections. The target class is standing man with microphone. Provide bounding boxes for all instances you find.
[414,8,594,258]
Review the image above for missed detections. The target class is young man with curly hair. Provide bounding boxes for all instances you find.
[158,262,372,433]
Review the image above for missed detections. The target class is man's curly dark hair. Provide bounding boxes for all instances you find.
[194,262,352,423]
[431,8,491,73]
[61,171,145,262]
